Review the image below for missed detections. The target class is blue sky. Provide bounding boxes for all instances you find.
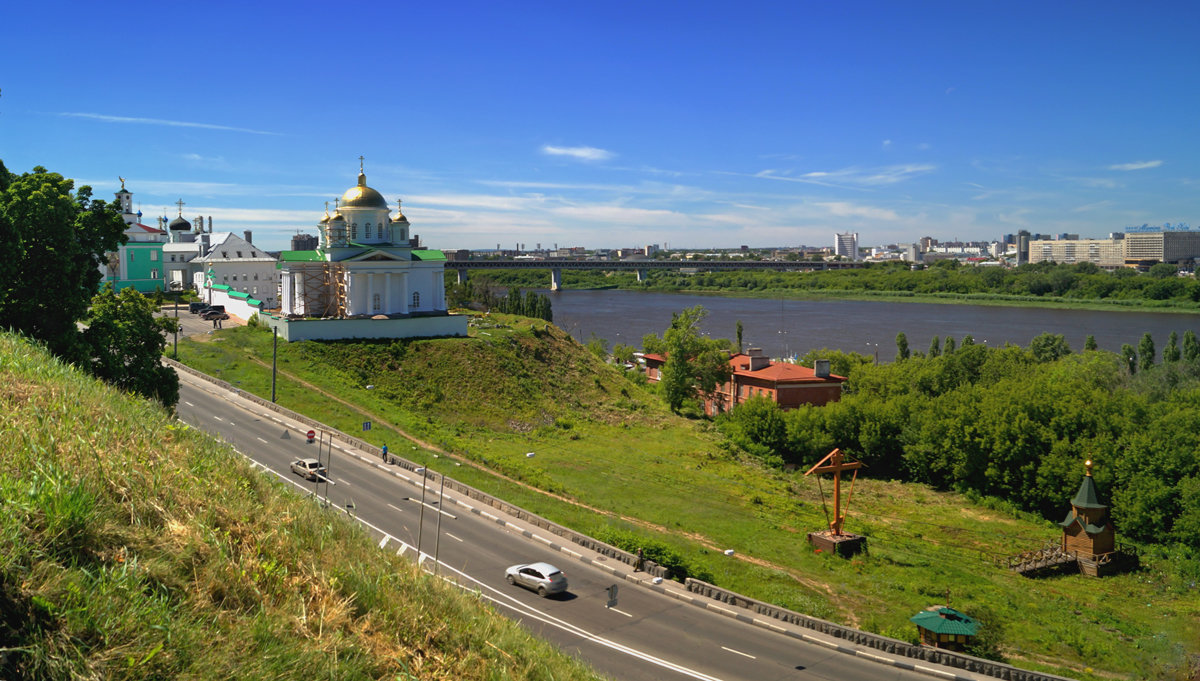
[2,2,1198,252]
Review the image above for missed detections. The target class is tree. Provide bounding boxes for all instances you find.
[82,285,180,407]
[1184,330,1200,363]
[1029,333,1071,363]
[944,336,957,355]
[1085,335,1098,351]
[735,320,744,353]
[1138,333,1156,371]
[928,336,941,358]
[895,332,910,360]
[0,165,125,361]
[655,306,732,413]
[1148,262,1178,279]
[721,396,787,461]
[1164,331,1181,363]
[1121,343,1138,374]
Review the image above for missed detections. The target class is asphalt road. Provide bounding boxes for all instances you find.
[173,362,955,681]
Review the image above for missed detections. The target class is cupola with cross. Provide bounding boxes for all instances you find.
[1059,459,1116,567]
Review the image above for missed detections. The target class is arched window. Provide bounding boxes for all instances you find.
[365,223,372,239]
[412,291,420,308]
[373,293,381,311]
[351,223,358,240]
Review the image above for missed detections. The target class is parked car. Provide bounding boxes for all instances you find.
[189,302,208,314]
[290,458,327,481]
[201,310,230,321]
[505,562,568,597]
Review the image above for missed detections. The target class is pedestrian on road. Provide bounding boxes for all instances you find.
[635,547,644,572]
[382,444,389,462]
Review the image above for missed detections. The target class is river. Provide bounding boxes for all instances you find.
[541,289,1200,362]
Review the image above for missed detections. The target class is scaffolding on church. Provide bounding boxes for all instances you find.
[326,261,347,318]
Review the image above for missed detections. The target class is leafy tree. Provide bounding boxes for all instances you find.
[1148,262,1178,279]
[1121,343,1138,374]
[928,336,941,358]
[1085,335,1098,351]
[720,396,788,461]
[1184,330,1200,363]
[943,336,956,355]
[895,332,910,360]
[1164,331,1181,363]
[1029,333,1071,363]
[735,320,744,353]
[654,306,732,413]
[612,343,636,365]
[585,333,609,360]
[1138,333,1156,371]
[0,165,125,361]
[82,285,180,407]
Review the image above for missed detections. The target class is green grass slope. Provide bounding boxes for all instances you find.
[177,315,1200,681]
[0,332,604,681]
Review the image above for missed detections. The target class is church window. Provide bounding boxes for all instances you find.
[232,274,237,281]
[253,273,258,280]
[412,291,420,308]
[365,223,372,239]
[151,250,158,261]
[351,223,358,240]
[223,276,228,282]
[151,269,159,279]
[373,293,381,311]
[237,251,243,258]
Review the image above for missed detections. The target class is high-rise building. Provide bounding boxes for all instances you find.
[291,233,319,251]
[834,232,859,260]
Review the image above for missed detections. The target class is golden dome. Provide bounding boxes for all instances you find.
[341,172,388,209]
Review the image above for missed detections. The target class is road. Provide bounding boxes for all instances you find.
[173,368,957,681]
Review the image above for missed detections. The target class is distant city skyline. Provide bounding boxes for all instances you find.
[2,2,1197,253]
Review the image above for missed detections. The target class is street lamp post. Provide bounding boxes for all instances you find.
[170,281,182,358]
[866,342,879,365]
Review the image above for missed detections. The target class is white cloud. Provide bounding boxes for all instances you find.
[882,139,892,149]
[815,201,901,221]
[541,145,614,162]
[751,164,934,188]
[59,112,281,136]
[1108,160,1162,171]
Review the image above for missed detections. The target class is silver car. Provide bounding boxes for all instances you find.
[505,562,568,597]
[290,458,327,481]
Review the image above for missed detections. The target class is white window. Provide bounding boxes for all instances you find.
[412,291,420,308]
[373,293,381,311]
[150,250,158,261]
[150,269,159,279]
[252,287,258,295]
[365,223,372,239]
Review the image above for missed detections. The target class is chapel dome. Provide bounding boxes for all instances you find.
[169,215,191,231]
[340,172,388,209]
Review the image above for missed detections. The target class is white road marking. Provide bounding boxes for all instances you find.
[721,646,756,660]
[184,401,194,407]
[212,416,223,422]
[608,607,634,618]
[387,503,406,514]
[444,532,463,543]
[256,437,268,444]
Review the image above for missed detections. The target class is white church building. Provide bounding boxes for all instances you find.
[263,162,467,341]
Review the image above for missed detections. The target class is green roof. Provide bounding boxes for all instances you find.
[246,298,263,307]
[278,250,324,262]
[412,249,446,261]
[1071,475,1106,509]
[210,284,231,292]
[1059,510,1107,535]
[910,608,980,636]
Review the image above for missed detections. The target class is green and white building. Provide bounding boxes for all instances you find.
[101,182,167,293]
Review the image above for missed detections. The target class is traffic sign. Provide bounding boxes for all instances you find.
[306,429,316,443]
[362,421,371,431]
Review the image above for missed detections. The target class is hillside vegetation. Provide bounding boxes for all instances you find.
[177,314,1199,681]
[0,332,602,681]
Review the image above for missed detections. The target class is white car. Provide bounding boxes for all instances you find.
[290,458,327,481]
[505,562,568,597]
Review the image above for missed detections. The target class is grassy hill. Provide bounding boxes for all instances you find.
[176,313,1200,681]
[0,332,603,680]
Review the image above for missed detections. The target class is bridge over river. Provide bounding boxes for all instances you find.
[445,258,864,290]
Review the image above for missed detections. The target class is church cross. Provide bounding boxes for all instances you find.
[175,198,186,216]
[359,155,365,173]
[804,448,864,536]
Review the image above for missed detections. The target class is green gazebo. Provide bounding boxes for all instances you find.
[910,607,980,651]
